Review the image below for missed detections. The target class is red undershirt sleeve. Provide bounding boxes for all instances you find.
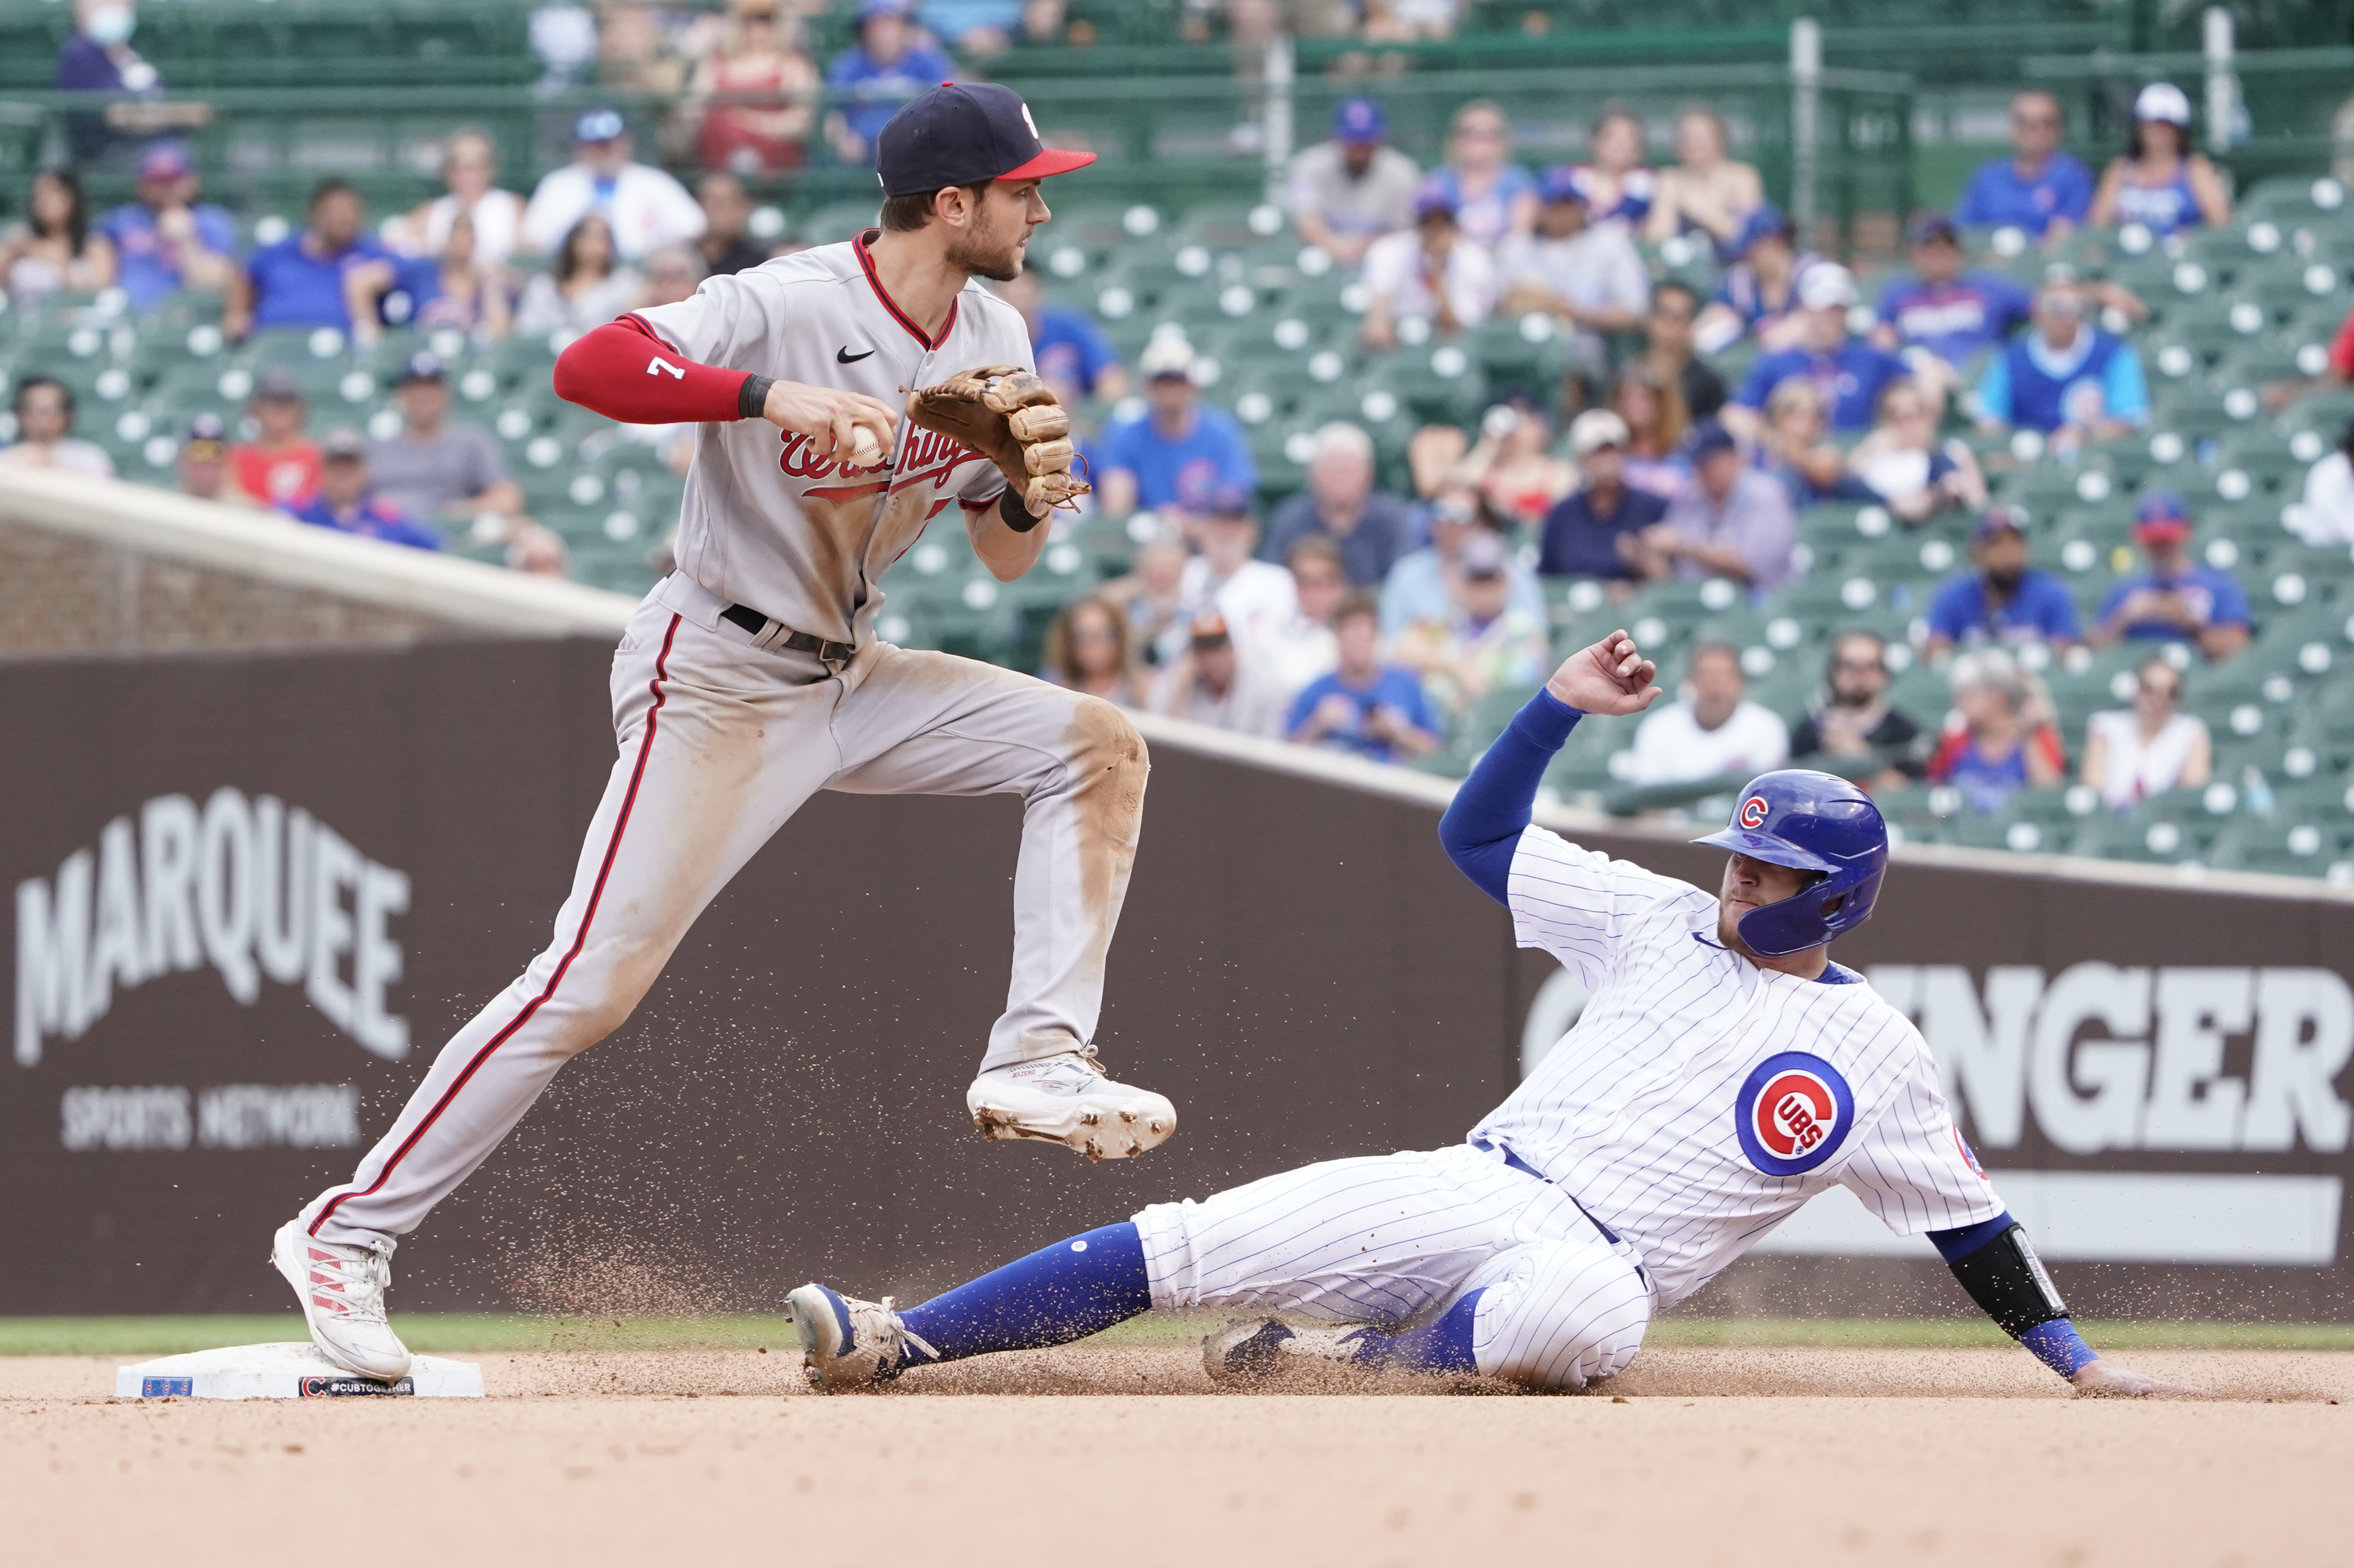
[551,313,759,426]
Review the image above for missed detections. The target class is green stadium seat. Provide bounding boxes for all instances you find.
[2239,176,2351,227]
[2064,795,2221,865]
[2205,814,2354,879]
[1174,199,1286,249]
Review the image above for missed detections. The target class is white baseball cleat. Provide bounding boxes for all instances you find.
[270,1219,411,1382]
[787,1282,936,1391]
[966,1046,1176,1160]
[1201,1317,1387,1384]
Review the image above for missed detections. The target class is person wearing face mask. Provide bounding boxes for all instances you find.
[1923,507,2082,657]
[55,0,207,166]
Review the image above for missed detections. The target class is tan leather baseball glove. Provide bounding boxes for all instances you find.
[904,365,1089,514]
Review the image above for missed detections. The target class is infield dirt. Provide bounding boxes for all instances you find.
[8,1347,2348,1567]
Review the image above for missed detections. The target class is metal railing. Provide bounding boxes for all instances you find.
[2023,42,2354,190]
[0,57,1915,253]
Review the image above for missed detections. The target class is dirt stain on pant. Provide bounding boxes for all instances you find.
[1062,694,1149,934]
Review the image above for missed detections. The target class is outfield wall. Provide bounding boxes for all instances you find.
[4,635,2352,1320]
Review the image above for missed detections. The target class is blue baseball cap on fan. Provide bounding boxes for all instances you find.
[877,82,1097,197]
[1538,165,1588,207]
[1727,201,1793,259]
[574,107,626,144]
[1333,97,1387,145]
[1412,176,1458,221]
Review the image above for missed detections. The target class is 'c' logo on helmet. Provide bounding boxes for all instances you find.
[1738,795,1769,830]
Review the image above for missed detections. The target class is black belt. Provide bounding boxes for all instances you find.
[721,602,854,664]
[1474,1138,1631,1253]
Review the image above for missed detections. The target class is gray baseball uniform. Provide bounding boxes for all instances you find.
[300,236,1150,1249]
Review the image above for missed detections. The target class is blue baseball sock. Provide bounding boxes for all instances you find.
[895,1222,1152,1366]
[1343,1290,1483,1375]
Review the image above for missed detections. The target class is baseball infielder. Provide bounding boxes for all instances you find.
[788,631,2188,1396]
[273,84,1176,1381]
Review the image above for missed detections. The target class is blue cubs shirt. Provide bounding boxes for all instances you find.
[1975,331,2147,434]
[1733,339,1911,431]
[826,41,960,158]
[283,495,442,552]
[1876,271,2033,366]
[1093,405,1257,513]
[99,201,239,314]
[1926,570,2082,646]
[1951,152,2095,236]
[244,233,395,333]
[1425,163,1540,247]
[2097,567,2251,641]
[1032,305,1121,399]
[1284,666,1437,763]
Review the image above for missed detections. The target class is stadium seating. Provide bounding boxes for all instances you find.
[12,15,2354,878]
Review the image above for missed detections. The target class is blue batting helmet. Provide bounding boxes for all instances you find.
[1690,770,1888,957]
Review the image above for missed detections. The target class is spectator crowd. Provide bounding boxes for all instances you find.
[1012,73,2339,823]
[5,26,2348,833]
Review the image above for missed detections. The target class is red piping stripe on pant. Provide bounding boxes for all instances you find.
[308,613,685,1237]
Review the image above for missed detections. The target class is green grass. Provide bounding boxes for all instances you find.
[1645,1318,2354,1351]
[7,1314,2354,1357]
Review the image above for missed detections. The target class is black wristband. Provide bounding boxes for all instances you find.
[1947,1223,2070,1338]
[998,490,1042,533]
[737,373,774,421]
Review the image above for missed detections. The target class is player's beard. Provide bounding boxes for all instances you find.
[1715,903,1755,959]
[946,219,1026,283]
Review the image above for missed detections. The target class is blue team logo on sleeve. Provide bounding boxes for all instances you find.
[1734,1052,1855,1176]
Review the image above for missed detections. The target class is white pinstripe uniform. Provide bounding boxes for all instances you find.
[1136,825,2003,1389]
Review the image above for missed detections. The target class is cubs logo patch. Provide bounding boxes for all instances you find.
[1954,1125,1988,1180]
[1733,1052,1855,1176]
[1738,794,1769,830]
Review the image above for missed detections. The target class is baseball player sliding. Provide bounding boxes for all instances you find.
[789,631,2190,1397]
[272,84,1174,1382]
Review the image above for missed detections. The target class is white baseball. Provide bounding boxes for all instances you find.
[848,427,884,467]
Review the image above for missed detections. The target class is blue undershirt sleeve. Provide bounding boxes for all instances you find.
[1437,688,1581,905]
[1927,1211,2017,1263]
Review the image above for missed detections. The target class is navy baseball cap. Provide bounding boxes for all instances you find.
[396,351,444,384]
[877,82,1095,197]
[1690,419,1739,459]
[574,108,626,144]
[1412,176,1458,221]
[1728,202,1793,259]
[1972,504,2028,541]
[1538,165,1588,207]
[1201,483,1256,519]
[1909,212,1961,246]
[139,141,193,181]
[1333,97,1387,145]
